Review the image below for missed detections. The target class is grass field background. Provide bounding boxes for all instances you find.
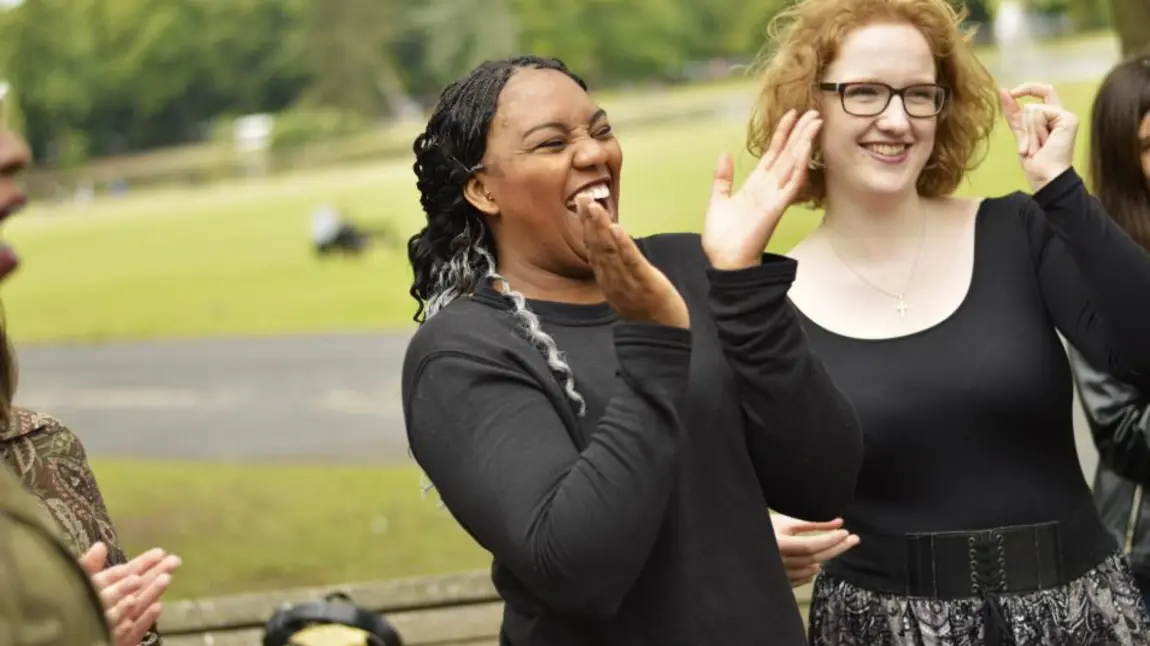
[2,54,1105,600]
[2,79,1097,346]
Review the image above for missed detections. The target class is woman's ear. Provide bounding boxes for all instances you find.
[464,175,499,217]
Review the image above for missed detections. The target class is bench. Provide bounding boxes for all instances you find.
[159,571,814,645]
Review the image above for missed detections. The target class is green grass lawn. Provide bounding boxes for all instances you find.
[91,459,487,601]
[2,80,1098,345]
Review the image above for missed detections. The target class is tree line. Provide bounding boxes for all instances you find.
[0,0,1143,166]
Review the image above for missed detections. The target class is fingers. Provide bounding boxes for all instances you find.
[787,565,821,587]
[811,533,860,563]
[577,195,620,260]
[99,573,143,624]
[1003,84,1066,157]
[761,110,819,179]
[79,542,109,577]
[90,549,178,598]
[777,517,844,536]
[998,87,1021,116]
[1009,82,1061,107]
[782,111,821,159]
[118,602,164,646]
[123,548,170,577]
[1018,103,1060,157]
[760,109,799,169]
[128,571,172,619]
[999,89,1025,154]
[1027,105,1050,156]
[781,534,860,571]
[776,118,821,190]
[711,152,735,201]
[756,109,818,176]
[778,530,850,557]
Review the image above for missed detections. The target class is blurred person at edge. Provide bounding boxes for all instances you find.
[0,126,180,646]
[1067,52,1150,617]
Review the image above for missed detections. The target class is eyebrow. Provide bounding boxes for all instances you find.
[833,77,937,85]
[522,108,608,138]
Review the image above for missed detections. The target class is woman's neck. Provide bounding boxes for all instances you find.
[493,258,605,304]
[819,186,930,258]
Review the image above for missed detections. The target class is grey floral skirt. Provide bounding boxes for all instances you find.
[808,552,1150,645]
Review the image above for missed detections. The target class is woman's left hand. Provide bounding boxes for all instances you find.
[999,82,1078,193]
[702,109,821,271]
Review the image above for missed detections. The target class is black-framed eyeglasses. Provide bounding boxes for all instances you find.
[818,82,949,118]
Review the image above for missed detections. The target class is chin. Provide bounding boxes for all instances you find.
[856,164,927,200]
[857,173,917,198]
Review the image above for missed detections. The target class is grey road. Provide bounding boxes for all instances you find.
[14,331,1101,482]
[15,332,417,464]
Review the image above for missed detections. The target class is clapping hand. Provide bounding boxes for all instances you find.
[772,513,859,587]
[702,109,822,271]
[79,542,181,646]
[999,82,1078,193]
[577,195,690,329]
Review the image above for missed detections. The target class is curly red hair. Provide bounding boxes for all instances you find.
[748,0,1000,207]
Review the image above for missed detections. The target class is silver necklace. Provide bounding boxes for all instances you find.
[821,213,926,320]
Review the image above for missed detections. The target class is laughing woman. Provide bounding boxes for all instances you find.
[401,56,863,645]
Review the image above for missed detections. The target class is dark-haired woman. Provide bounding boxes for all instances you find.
[401,55,864,645]
[1069,53,1150,616]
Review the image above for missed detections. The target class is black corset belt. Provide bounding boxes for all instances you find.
[825,501,1117,601]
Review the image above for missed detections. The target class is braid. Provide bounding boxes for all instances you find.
[475,245,587,416]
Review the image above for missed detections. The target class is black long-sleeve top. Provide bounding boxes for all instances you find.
[402,233,863,646]
[796,169,1150,587]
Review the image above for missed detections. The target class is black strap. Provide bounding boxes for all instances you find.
[262,592,403,646]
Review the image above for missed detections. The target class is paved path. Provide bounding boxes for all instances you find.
[14,331,1101,480]
[16,332,417,464]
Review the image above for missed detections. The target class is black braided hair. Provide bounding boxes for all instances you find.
[407,55,591,417]
[408,55,587,323]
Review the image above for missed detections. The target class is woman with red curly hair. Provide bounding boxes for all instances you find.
[751,0,1150,642]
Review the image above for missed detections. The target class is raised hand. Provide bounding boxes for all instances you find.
[999,82,1078,192]
[703,109,821,271]
[772,513,859,587]
[80,542,182,646]
[577,195,690,329]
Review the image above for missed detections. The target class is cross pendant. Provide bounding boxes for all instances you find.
[895,296,909,319]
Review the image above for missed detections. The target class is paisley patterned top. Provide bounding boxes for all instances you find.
[0,407,162,646]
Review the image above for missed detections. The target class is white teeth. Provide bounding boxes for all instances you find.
[864,144,908,157]
[567,183,611,208]
[577,184,610,200]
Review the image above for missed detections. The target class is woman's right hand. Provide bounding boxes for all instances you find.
[577,195,690,329]
[80,542,182,646]
[772,513,859,587]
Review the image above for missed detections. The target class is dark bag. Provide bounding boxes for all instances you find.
[263,591,403,646]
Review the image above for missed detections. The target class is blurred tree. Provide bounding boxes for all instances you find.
[1111,0,1150,55]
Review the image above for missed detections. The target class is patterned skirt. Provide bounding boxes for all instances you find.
[807,552,1150,645]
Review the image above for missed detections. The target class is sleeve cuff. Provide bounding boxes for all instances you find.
[1033,166,1082,209]
[706,253,797,289]
[614,322,692,350]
